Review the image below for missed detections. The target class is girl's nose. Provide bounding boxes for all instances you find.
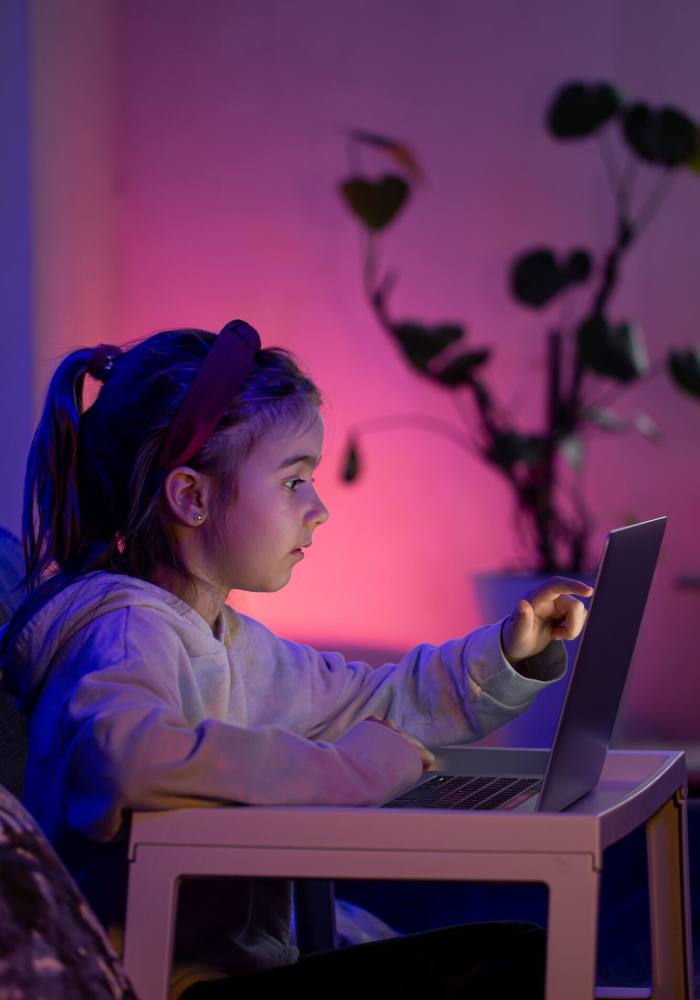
[308,492,329,528]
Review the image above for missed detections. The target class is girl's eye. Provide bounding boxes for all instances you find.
[283,478,305,492]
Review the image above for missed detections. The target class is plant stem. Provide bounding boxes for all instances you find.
[450,392,488,452]
[583,356,668,411]
[617,155,639,216]
[598,128,621,203]
[591,213,634,317]
[540,330,562,567]
[635,169,676,237]
[363,232,379,302]
[569,212,634,409]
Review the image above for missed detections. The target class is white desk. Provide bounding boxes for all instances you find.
[124,749,693,1000]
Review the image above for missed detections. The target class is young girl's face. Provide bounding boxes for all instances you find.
[205,408,329,593]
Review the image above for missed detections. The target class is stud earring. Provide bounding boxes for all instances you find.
[193,512,205,523]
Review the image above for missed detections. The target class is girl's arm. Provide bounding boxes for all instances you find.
[239,616,566,747]
[28,609,424,843]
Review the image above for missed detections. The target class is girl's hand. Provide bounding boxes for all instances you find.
[366,716,435,772]
[501,577,594,667]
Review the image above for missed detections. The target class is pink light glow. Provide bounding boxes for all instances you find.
[33,0,700,742]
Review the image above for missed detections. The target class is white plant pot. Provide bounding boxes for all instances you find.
[473,571,595,749]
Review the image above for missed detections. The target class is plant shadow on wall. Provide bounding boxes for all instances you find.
[338,82,700,574]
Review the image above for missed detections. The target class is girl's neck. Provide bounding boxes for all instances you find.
[149,564,227,629]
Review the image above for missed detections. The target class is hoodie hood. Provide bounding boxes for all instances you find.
[1,572,228,714]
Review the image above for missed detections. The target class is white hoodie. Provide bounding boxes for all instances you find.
[3,572,565,979]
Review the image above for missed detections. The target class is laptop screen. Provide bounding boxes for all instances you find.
[536,517,666,813]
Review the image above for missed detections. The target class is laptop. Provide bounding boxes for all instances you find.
[382,516,667,814]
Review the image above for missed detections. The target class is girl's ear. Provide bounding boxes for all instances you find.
[163,467,212,527]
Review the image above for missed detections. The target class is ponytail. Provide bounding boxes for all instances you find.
[23,349,93,592]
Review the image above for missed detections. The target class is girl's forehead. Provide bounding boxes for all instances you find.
[253,410,324,464]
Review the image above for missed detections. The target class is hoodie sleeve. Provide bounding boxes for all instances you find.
[247,619,567,746]
[51,608,423,842]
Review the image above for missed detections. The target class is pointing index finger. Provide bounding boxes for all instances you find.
[531,576,594,600]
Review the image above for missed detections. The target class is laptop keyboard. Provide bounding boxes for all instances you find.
[383,774,542,810]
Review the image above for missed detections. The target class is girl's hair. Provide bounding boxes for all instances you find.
[23,328,321,594]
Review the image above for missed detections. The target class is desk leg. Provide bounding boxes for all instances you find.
[545,853,601,1000]
[123,850,180,1000]
[646,794,694,1000]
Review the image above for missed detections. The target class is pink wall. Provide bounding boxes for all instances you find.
[40,0,700,740]
[30,0,118,403]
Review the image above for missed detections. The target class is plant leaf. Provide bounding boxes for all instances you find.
[547,81,622,139]
[566,249,593,284]
[632,413,661,440]
[622,104,656,163]
[622,104,697,167]
[435,350,491,385]
[349,130,424,181]
[510,249,565,307]
[559,434,584,470]
[585,407,626,432]
[657,107,698,166]
[577,317,649,382]
[511,247,594,307]
[341,439,360,482]
[340,175,409,231]
[391,322,463,372]
[668,349,700,399]
[684,131,700,174]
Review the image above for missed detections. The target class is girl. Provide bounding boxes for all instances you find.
[1,320,591,998]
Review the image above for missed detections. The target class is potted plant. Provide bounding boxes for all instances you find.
[338,82,700,579]
[337,82,700,745]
